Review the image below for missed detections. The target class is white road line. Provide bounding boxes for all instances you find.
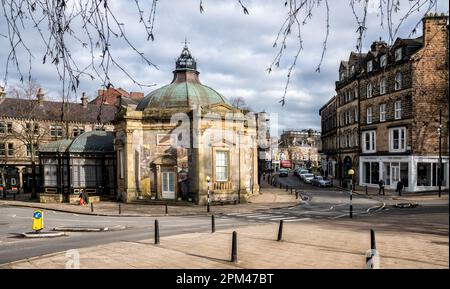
[283,218,311,223]
[255,215,285,219]
[269,216,299,221]
[229,213,268,217]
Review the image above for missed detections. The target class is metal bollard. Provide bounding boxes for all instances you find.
[365,229,380,269]
[165,204,168,215]
[286,185,288,192]
[231,231,237,263]
[290,187,293,194]
[154,219,160,244]
[118,203,122,215]
[366,185,368,195]
[91,203,94,213]
[350,204,353,218]
[211,215,215,233]
[13,192,16,201]
[207,203,210,213]
[277,220,284,241]
[295,191,299,199]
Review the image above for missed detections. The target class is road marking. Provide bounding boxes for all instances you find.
[230,213,268,217]
[254,215,285,219]
[269,216,299,221]
[283,218,311,223]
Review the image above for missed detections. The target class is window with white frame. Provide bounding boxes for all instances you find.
[355,108,358,122]
[351,65,355,75]
[50,125,63,137]
[395,101,402,119]
[380,103,386,122]
[380,54,387,68]
[0,122,5,134]
[380,78,387,95]
[395,72,402,90]
[362,131,376,153]
[367,60,373,72]
[215,151,229,181]
[367,107,373,124]
[367,82,373,98]
[389,127,406,152]
[395,48,402,61]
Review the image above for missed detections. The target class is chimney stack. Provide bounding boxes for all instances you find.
[0,86,5,98]
[37,88,44,106]
[81,92,88,108]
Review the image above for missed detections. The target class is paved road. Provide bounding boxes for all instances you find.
[0,206,255,264]
[0,174,447,264]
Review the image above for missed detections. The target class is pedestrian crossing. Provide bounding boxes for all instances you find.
[219,212,312,223]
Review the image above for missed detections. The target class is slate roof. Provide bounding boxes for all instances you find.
[40,131,115,153]
[0,98,116,123]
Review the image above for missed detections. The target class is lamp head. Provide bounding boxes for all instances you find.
[348,169,355,176]
[206,176,211,183]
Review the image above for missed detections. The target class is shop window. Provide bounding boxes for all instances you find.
[363,162,379,185]
[417,163,432,186]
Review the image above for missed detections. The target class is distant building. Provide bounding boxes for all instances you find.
[278,129,321,171]
[320,13,449,192]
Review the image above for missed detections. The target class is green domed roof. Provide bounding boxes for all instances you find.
[137,82,231,110]
[137,45,231,110]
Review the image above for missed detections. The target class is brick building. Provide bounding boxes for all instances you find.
[278,129,321,171]
[320,13,449,192]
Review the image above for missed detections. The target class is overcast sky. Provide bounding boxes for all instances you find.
[0,0,448,133]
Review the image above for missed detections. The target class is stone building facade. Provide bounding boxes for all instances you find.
[0,86,117,195]
[278,129,321,171]
[114,45,259,204]
[320,13,449,192]
[319,96,338,178]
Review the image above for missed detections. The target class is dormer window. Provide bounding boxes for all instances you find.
[380,54,387,68]
[351,65,355,75]
[395,48,402,61]
[340,72,346,81]
[367,60,373,72]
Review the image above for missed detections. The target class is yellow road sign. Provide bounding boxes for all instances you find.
[32,210,44,231]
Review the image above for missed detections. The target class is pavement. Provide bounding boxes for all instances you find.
[1,219,448,269]
[0,183,300,217]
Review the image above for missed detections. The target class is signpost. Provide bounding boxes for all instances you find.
[32,210,44,232]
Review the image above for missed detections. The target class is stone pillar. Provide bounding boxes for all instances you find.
[16,166,25,193]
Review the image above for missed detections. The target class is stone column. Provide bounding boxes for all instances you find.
[16,166,25,193]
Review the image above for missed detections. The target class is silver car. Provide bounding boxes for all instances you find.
[303,173,315,184]
[317,177,332,188]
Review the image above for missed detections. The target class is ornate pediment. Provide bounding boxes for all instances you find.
[152,154,177,165]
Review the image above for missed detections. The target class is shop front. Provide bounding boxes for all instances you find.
[360,156,449,192]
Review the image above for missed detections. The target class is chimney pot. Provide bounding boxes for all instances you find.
[81,92,88,108]
[37,88,44,106]
[0,86,5,98]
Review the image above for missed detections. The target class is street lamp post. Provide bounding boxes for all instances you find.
[348,169,355,219]
[206,176,211,213]
[438,106,442,198]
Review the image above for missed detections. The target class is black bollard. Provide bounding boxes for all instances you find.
[290,187,293,194]
[285,185,288,192]
[207,203,210,213]
[350,204,353,218]
[371,229,376,250]
[154,219,160,244]
[279,183,282,189]
[231,231,237,263]
[165,204,168,215]
[212,215,215,233]
[295,191,299,199]
[13,191,16,200]
[277,220,284,241]
[366,185,368,195]
[119,203,122,215]
[91,202,94,213]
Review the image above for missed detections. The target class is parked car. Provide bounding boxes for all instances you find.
[303,173,315,184]
[317,177,332,188]
[298,169,309,180]
[311,176,323,186]
[278,169,289,178]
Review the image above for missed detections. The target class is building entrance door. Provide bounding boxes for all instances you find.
[391,164,400,189]
[162,171,175,199]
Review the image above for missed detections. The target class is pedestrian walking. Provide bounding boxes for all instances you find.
[378,179,385,195]
[396,180,404,194]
